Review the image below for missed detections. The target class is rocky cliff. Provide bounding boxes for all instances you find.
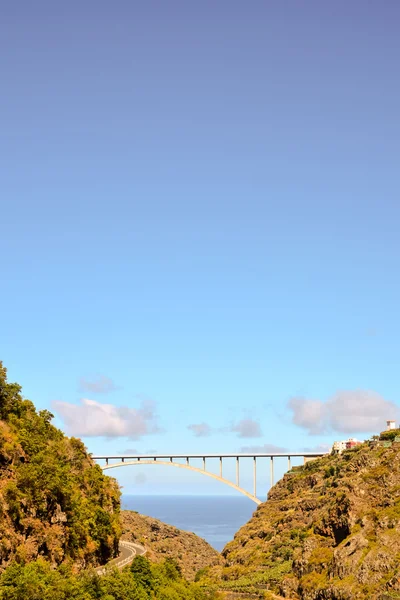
[201,441,400,600]
[120,509,223,580]
[0,362,121,570]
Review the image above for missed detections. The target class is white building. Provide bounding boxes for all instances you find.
[387,420,396,431]
[332,440,347,454]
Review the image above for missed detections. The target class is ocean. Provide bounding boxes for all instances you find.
[121,495,257,551]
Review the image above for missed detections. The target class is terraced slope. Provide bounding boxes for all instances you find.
[200,441,400,600]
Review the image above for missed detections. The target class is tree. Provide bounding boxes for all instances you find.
[39,410,54,425]
[0,362,24,420]
[163,558,182,582]
[130,555,154,594]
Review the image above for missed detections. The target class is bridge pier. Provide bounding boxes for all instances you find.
[94,451,327,505]
[270,457,274,488]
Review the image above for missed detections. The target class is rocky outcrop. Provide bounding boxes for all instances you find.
[201,442,400,599]
[120,510,222,580]
[0,362,121,571]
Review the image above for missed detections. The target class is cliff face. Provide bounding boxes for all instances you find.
[202,443,400,600]
[120,510,223,580]
[0,362,121,570]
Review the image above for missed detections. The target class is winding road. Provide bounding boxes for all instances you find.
[95,540,146,575]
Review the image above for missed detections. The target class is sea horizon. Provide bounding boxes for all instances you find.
[121,493,257,551]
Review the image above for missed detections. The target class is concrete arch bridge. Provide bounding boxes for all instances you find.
[93,452,326,505]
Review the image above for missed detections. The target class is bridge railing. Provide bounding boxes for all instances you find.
[92,452,327,504]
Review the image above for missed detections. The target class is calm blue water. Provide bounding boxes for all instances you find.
[122,495,257,551]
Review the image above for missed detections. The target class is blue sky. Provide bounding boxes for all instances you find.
[2,1,400,495]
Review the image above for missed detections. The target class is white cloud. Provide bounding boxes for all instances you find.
[187,419,263,438]
[52,397,160,439]
[301,443,332,453]
[79,375,118,394]
[230,419,262,438]
[187,423,212,437]
[288,397,326,435]
[240,442,331,454]
[288,390,399,435]
[240,443,288,453]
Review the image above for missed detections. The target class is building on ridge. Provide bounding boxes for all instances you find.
[346,438,362,450]
[333,421,398,454]
[332,440,347,454]
[332,438,362,454]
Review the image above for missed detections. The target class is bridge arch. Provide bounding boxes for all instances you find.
[101,459,262,505]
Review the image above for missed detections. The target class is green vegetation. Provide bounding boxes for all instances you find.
[0,555,218,600]
[120,510,222,580]
[0,362,220,599]
[379,428,400,441]
[199,441,400,599]
[0,361,121,568]
[5,360,400,599]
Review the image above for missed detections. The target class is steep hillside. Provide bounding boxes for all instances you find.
[121,510,223,580]
[0,362,121,570]
[201,441,400,600]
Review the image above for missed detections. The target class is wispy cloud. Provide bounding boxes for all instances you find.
[119,448,158,455]
[301,443,332,453]
[53,397,161,439]
[229,419,262,438]
[187,418,262,438]
[187,418,263,438]
[240,443,288,453]
[187,423,212,437]
[288,390,398,435]
[79,375,118,394]
[240,442,331,454]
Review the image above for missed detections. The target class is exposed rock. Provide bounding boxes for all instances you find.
[120,510,222,580]
[0,362,121,571]
[200,443,400,599]
[50,504,68,524]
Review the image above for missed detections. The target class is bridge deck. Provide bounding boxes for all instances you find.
[93,452,328,505]
[92,452,326,459]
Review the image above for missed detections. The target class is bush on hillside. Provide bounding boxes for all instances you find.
[0,555,218,600]
[0,361,121,569]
